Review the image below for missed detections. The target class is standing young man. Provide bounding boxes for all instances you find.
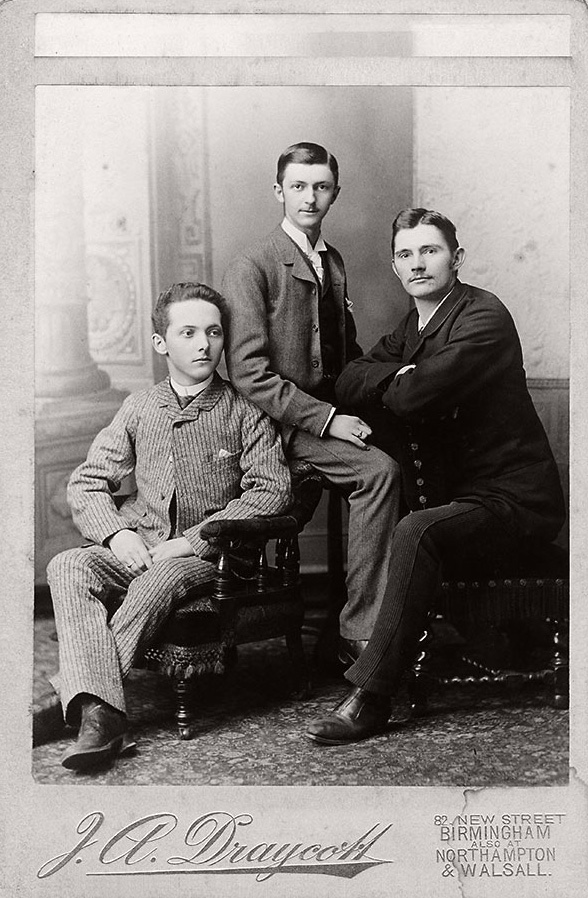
[305,209,565,745]
[222,142,401,660]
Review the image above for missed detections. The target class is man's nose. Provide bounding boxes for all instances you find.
[197,333,210,351]
[303,186,316,204]
[411,254,425,269]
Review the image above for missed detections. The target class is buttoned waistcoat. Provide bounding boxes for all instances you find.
[67,375,292,557]
[222,225,362,441]
[336,281,565,543]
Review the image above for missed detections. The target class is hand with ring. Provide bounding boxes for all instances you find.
[326,414,372,449]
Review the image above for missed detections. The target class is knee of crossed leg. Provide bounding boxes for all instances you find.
[46,546,92,586]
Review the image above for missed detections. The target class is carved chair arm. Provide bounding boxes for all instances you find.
[200,515,299,545]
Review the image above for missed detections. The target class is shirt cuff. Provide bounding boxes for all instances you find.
[320,406,337,438]
[395,364,416,378]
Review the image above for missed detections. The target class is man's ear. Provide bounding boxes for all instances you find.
[391,259,400,279]
[151,333,168,356]
[331,185,341,205]
[452,247,466,270]
[273,182,284,204]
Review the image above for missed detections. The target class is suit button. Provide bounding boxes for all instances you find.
[313,324,319,332]
[418,495,427,506]
[311,359,320,368]
[416,478,424,486]
[414,460,422,469]
[410,442,419,451]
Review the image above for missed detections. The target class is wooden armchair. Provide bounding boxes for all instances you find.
[141,462,323,739]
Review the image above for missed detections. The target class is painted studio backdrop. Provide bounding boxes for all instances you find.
[34,85,570,582]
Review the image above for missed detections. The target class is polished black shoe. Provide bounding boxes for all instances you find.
[305,686,391,745]
[32,691,65,747]
[338,637,369,667]
[61,700,129,771]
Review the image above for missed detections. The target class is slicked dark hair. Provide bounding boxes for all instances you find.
[392,208,459,255]
[276,142,339,187]
[152,283,227,337]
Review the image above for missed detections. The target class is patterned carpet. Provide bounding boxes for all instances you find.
[31,591,569,787]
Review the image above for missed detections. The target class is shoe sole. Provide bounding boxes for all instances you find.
[61,735,125,771]
[304,725,388,746]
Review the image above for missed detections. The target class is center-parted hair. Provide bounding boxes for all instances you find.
[391,209,459,254]
[152,283,227,336]
[276,142,339,187]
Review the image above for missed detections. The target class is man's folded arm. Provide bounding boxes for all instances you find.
[336,331,407,408]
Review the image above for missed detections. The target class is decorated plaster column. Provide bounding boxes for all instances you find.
[35,88,125,583]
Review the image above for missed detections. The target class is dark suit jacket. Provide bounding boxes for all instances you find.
[222,225,362,444]
[336,281,565,542]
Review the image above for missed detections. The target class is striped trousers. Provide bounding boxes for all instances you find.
[46,546,216,721]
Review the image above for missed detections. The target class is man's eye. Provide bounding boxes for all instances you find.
[181,330,194,337]
[209,329,223,337]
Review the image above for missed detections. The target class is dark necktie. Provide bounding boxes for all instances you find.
[176,393,195,410]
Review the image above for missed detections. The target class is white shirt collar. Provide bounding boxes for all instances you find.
[417,283,457,333]
[281,218,327,256]
[170,374,214,398]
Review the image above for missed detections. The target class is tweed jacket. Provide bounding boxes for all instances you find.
[336,281,565,543]
[222,225,362,442]
[67,375,293,558]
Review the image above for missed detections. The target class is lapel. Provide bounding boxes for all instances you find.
[324,240,345,294]
[405,281,467,362]
[157,374,226,422]
[273,224,327,289]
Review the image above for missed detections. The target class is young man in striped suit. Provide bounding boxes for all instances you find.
[35,283,292,770]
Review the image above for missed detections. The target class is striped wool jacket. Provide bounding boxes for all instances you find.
[67,374,293,558]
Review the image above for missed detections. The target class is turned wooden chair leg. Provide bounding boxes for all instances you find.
[173,678,194,740]
[286,627,311,698]
[549,618,569,709]
[408,615,435,717]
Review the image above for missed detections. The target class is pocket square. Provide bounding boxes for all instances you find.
[218,448,238,458]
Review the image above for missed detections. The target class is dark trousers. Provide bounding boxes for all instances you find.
[346,501,521,695]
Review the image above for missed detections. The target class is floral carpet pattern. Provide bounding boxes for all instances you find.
[31,602,568,788]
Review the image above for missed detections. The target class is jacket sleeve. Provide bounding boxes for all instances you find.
[67,396,139,544]
[382,299,520,420]
[336,325,408,409]
[222,255,335,437]
[182,402,294,557]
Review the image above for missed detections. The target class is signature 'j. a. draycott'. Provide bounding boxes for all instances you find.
[37,811,394,881]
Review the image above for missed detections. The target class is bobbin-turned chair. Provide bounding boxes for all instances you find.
[140,461,323,739]
[407,541,569,714]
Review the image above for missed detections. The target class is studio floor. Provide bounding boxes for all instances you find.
[31,581,569,788]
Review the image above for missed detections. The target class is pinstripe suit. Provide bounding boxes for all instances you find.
[46,374,292,721]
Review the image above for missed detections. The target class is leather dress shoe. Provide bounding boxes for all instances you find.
[338,637,369,667]
[305,686,391,745]
[61,701,130,771]
[32,691,65,747]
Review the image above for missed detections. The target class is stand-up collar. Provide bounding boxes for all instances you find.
[156,373,227,419]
